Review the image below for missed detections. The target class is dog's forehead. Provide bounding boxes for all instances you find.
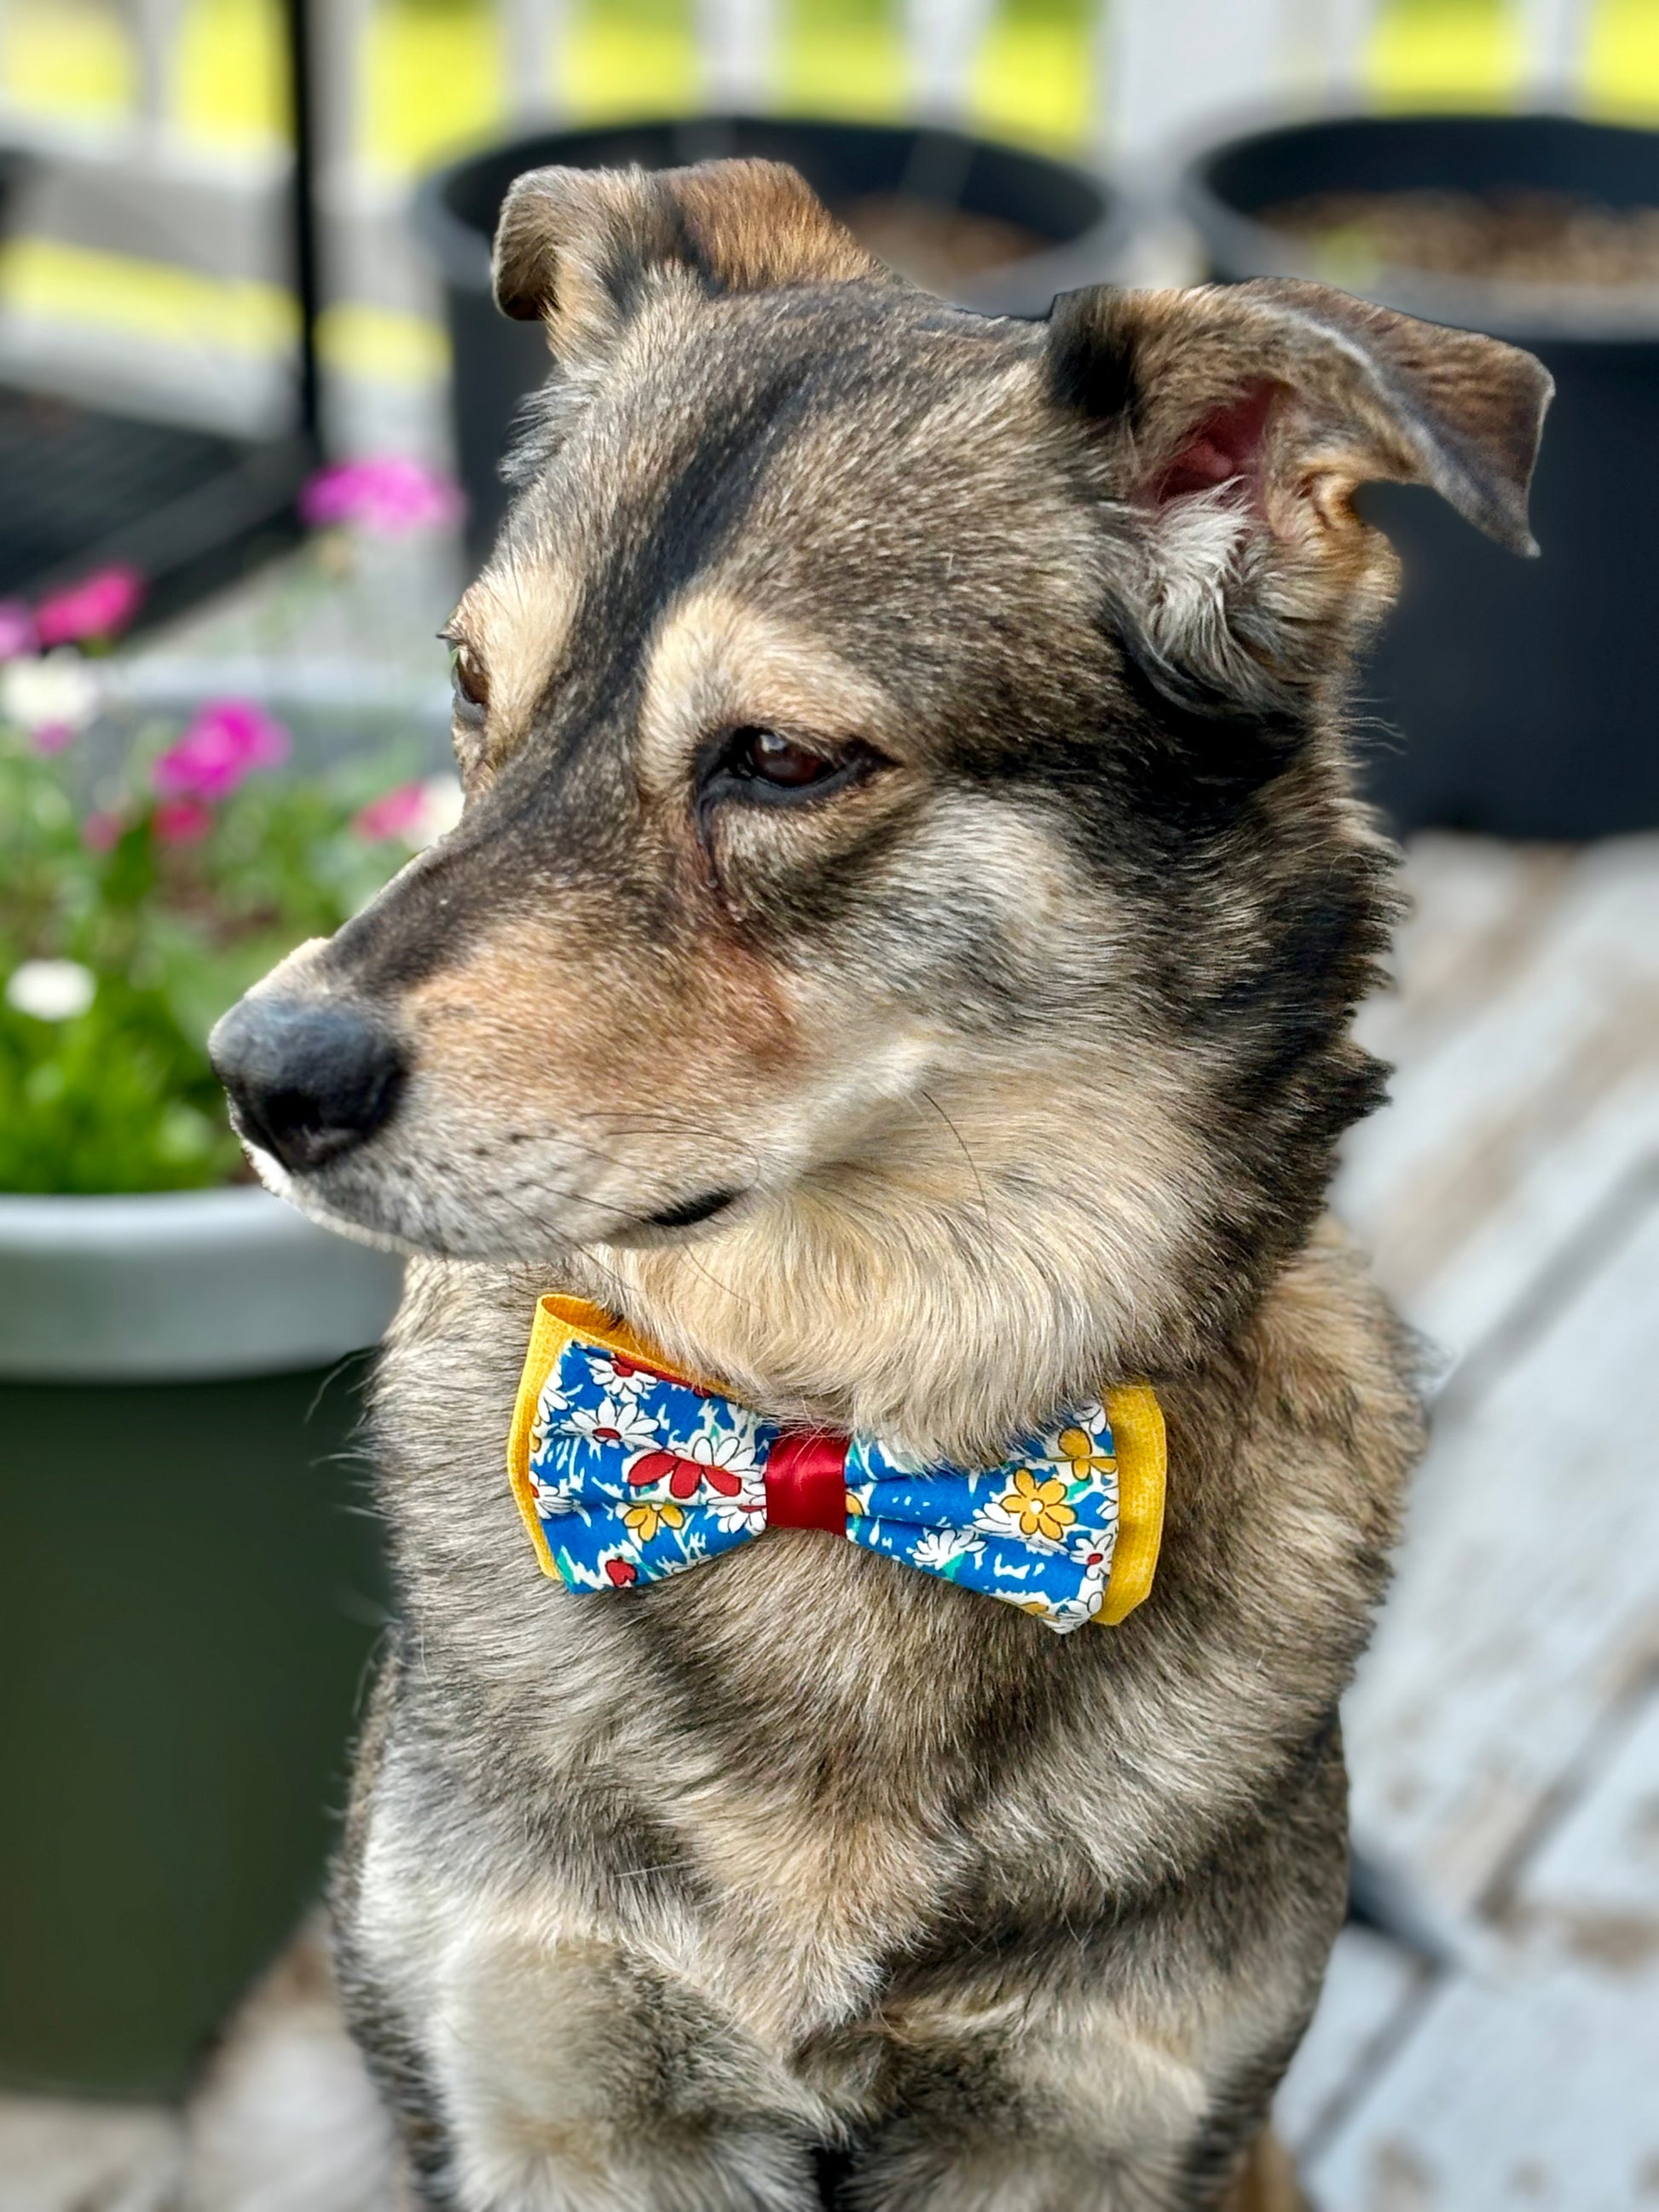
[471,286,1094,698]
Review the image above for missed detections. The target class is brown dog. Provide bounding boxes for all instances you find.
[209,159,1548,2209]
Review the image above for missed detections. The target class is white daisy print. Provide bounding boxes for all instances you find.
[1068,1527,1117,1578]
[568,1396,659,1452]
[709,1492,768,1536]
[667,1426,765,1485]
[529,1470,578,1517]
[911,1528,986,1574]
[586,1349,658,1398]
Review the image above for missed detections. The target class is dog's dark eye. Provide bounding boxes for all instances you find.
[448,643,488,724]
[707,725,876,806]
[741,729,837,787]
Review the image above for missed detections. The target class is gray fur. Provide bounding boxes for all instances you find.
[205,161,1549,2209]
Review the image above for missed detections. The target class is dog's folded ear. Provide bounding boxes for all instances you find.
[494,158,887,355]
[1049,279,1552,713]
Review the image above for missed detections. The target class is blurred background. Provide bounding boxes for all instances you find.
[3,3,1659,2208]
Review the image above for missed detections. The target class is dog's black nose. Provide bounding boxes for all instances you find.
[210,994,403,1173]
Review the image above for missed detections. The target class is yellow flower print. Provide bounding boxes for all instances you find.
[622,1499,685,1545]
[1056,1426,1117,1483]
[845,1489,865,1519]
[999,1465,1076,1541]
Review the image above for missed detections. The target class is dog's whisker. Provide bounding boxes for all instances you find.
[919,1088,995,1242]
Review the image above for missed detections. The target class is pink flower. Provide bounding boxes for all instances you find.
[352,775,464,848]
[35,565,144,647]
[153,697,289,801]
[0,601,36,661]
[83,810,124,852]
[32,722,76,755]
[352,782,430,841]
[300,456,462,537]
[153,797,213,844]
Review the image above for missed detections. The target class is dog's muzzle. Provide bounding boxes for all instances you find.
[210,992,404,1174]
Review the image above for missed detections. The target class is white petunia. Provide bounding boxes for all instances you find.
[1,650,101,736]
[409,775,464,848]
[6,958,95,1021]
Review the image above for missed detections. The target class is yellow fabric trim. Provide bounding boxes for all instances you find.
[506,1299,578,1579]
[1097,1385,1167,1626]
[506,1297,710,1582]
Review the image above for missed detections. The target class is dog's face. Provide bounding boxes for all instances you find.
[212,161,1546,1453]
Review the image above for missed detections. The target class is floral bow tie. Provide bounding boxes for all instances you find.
[507,1297,1165,1633]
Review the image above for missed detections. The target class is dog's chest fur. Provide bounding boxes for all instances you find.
[344,1227,1414,2121]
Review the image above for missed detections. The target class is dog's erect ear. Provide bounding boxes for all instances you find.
[493,158,886,354]
[1049,278,1552,711]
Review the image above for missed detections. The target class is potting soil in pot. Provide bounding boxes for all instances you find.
[1260,187,1659,295]
[838,196,1050,289]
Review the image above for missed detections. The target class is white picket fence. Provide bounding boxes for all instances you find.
[0,0,1616,426]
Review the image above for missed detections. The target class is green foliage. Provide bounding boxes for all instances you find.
[0,713,420,1195]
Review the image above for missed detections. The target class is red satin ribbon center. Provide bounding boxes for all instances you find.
[765,1432,850,1534]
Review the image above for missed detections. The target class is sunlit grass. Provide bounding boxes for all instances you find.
[3,0,132,121]
[563,0,699,118]
[1368,0,1523,112]
[1587,0,1659,120]
[178,0,286,147]
[363,0,505,172]
[13,0,1659,159]
[970,0,1094,148]
[317,300,450,383]
[0,236,295,355]
[776,0,906,119]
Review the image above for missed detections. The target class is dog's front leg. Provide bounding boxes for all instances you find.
[343,1886,826,2212]
[845,2022,1220,2212]
[845,1901,1324,2212]
[428,1928,824,2212]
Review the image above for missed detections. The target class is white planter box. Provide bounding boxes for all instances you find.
[0,1187,403,1381]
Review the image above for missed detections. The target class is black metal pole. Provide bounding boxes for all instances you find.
[281,0,325,450]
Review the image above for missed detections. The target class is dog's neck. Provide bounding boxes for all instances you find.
[564,1063,1270,1464]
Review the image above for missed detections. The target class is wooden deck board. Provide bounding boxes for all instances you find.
[1305,1955,1659,2212]
[0,2095,178,2212]
[1275,1927,1425,2159]
[1340,837,1659,1371]
[1342,1188,1659,1915]
[1309,831,1659,2208]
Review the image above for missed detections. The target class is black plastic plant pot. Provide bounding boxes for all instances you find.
[416,113,1131,568]
[0,1191,400,2098]
[1181,113,1659,840]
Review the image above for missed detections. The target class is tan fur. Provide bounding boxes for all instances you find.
[449,559,579,770]
[201,160,1549,2210]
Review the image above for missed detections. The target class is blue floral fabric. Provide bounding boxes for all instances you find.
[524,1337,1121,1632]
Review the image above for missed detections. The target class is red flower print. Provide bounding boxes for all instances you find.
[604,1557,638,1587]
[627,1451,679,1490]
[680,1460,742,1499]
